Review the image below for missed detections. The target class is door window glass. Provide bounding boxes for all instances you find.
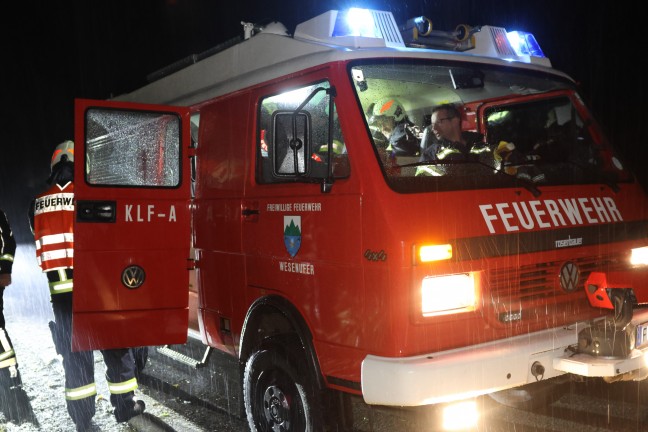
[85,108,181,187]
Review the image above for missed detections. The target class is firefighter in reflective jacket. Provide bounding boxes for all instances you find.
[0,208,21,389]
[29,140,145,430]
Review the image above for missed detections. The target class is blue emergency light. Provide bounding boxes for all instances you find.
[294,8,549,65]
[332,8,379,38]
[506,31,546,58]
[294,8,404,48]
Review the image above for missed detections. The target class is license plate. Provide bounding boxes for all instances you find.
[637,322,648,348]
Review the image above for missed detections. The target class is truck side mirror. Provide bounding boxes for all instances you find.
[273,111,310,176]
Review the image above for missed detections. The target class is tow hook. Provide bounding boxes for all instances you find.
[584,272,635,329]
[577,318,635,358]
[530,361,545,380]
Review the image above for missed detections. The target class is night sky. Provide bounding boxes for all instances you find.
[2,0,646,242]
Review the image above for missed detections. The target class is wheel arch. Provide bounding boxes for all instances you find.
[239,295,325,389]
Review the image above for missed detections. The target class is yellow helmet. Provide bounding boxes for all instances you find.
[371,98,406,122]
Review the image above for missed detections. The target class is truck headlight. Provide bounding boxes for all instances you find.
[421,273,476,316]
[630,246,648,266]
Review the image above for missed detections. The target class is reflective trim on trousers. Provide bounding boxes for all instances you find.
[65,383,98,401]
[0,328,17,368]
[50,280,73,295]
[0,254,13,262]
[107,377,138,395]
[0,348,15,362]
[0,356,17,369]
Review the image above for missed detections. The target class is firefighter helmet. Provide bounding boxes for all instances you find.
[371,98,406,123]
[51,140,74,171]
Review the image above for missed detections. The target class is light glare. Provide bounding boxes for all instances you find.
[506,31,545,57]
[421,273,475,316]
[630,246,648,265]
[420,244,453,262]
[346,8,377,37]
[442,400,479,430]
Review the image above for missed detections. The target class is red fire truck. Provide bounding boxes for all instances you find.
[72,8,648,431]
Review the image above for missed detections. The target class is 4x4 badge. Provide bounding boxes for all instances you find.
[122,265,145,289]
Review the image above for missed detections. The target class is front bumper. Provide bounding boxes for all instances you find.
[361,308,648,406]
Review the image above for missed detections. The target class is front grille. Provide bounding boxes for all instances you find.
[488,253,628,302]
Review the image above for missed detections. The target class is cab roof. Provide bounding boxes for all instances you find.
[114,8,566,107]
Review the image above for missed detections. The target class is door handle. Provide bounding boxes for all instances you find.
[77,200,116,222]
[242,208,260,216]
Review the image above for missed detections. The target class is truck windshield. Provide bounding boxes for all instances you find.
[349,60,632,193]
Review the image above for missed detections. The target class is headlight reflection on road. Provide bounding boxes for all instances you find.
[442,399,478,431]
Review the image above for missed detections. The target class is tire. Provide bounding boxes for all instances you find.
[243,346,319,432]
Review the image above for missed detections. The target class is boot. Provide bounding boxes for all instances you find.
[0,365,20,389]
[75,417,93,432]
[114,399,145,423]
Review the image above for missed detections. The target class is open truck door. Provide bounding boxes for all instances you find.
[72,99,192,351]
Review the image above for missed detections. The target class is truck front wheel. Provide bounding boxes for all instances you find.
[244,346,319,431]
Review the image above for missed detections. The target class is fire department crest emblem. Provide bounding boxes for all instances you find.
[284,216,301,258]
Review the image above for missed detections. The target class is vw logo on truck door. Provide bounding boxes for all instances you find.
[122,265,145,289]
[559,261,579,293]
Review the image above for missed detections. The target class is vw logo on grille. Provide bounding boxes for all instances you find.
[559,261,579,293]
[122,265,145,289]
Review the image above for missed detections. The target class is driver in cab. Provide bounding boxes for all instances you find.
[419,103,490,163]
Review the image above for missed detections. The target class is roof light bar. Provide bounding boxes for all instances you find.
[292,9,551,66]
[472,26,551,67]
[332,8,378,38]
[506,31,545,58]
[294,8,404,48]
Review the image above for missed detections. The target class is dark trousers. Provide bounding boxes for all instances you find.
[0,286,5,329]
[0,286,18,383]
[51,293,137,424]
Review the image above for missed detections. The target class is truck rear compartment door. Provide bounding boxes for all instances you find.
[72,98,192,351]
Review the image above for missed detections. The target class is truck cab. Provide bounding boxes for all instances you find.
[72,8,648,431]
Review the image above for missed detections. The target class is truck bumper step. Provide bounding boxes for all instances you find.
[156,345,212,369]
